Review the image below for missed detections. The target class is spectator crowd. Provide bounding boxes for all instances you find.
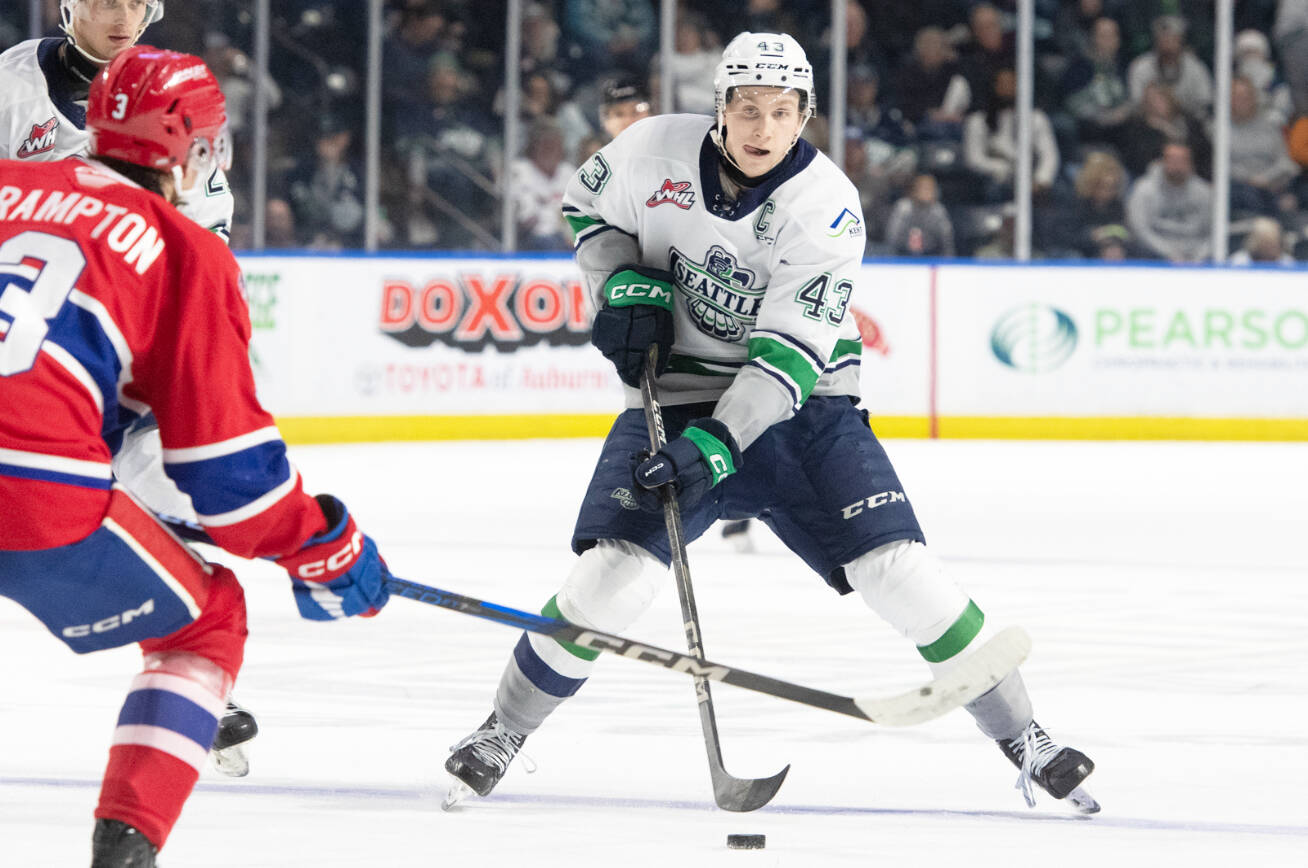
[7,0,1308,263]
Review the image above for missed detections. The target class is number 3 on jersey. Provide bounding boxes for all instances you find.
[0,231,86,376]
[794,273,852,326]
[578,153,612,194]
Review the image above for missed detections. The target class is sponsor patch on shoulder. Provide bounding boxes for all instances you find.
[827,207,863,237]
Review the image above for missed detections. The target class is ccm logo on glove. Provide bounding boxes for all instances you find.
[639,459,668,483]
[608,280,672,305]
[277,495,392,621]
[293,529,364,579]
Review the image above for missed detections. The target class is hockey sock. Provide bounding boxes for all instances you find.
[493,540,660,734]
[95,651,230,848]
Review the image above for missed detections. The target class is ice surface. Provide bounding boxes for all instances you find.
[3,438,1306,866]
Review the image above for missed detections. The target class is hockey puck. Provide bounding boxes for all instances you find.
[726,834,766,850]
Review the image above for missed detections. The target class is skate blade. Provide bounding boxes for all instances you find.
[441,777,475,811]
[210,744,250,778]
[1066,785,1100,814]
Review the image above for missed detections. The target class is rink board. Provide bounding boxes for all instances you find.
[237,254,1308,441]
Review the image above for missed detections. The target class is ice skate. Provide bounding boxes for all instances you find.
[91,818,156,867]
[720,519,755,553]
[210,698,258,777]
[443,712,528,807]
[998,720,1099,813]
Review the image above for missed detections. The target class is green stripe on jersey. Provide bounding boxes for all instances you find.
[541,595,600,661]
[748,335,821,402]
[565,213,604,234]
[828,338,863,365]
[917,600,985,663]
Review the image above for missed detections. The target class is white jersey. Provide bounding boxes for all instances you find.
[562,114,866,450]
[0,38,234,241]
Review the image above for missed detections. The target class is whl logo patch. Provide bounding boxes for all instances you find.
[646,178,696,209]
[17,116,58,158]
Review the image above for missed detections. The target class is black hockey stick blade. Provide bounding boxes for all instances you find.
[714,761,788,812]
[384,575,1031,726]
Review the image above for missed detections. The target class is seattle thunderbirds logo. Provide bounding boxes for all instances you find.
[668,245,765,341]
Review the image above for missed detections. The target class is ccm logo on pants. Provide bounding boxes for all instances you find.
[841,491,907,520]
[63,599,156,637]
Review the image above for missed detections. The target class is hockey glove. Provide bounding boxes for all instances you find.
[590,264,676,387]
[633,417,742,512]
[276,494,391,621]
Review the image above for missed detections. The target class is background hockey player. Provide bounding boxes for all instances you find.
[0,0,258,773]
[444,32,1097,813]
[0,46,391,866]
[0,0,234,238]
[598,75,652,141]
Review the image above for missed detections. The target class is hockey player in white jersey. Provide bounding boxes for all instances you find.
[0,0,235,239]
[0,0,256,775]
[445,32,1098,813]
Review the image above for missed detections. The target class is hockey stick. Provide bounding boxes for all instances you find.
[639,349,789,813]
[384,575,1031,726]
[159,518,1031,726]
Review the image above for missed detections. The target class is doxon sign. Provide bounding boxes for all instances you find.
[990,303,1079,373]
[380,273,591,351]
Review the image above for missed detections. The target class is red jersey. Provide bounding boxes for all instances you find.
[0,157,324,554]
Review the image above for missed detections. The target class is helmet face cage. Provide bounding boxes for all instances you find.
[193,120,233,174]
[61,0,165,50]
[713,32,816,160]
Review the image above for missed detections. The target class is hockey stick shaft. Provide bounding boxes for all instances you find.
[639,349,789,812]
[158,516,1032,724]
[384,574,1029,725]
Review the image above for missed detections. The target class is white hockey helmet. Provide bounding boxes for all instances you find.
[712,32,816,160]
[61,0,165,63]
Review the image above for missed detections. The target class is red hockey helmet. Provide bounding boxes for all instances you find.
[87,45,230,174]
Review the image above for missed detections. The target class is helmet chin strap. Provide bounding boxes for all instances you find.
[709,125,747,175]
[712,86,811,182]
[170,164,199,207]
[711,122,808,183]
[68,37,113,66]
[62,6,152,68]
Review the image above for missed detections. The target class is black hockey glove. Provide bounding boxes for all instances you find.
[590,264,675,387]
[632,417,742,512]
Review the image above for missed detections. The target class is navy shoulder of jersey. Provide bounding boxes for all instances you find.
[698,133,817,222]
[36,38,86,129]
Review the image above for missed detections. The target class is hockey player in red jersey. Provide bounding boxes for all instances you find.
[0,0,258,776]
[0,46,392,867]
